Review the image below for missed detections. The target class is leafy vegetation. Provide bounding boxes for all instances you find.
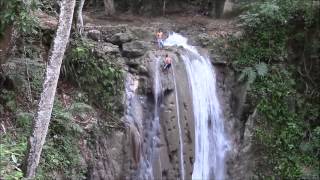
[62,39,124,120]
[0,62,86,179]
[228,0,320,178]
[0,135,27,180]
[0,90,27,180]
[0,94,87,179]
[37,99,87,179]
[0,0,38,37]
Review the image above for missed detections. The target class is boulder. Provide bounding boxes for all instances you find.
[109,32,134,45]
[87,29,102,41]
[1,58,45,96]
[122,41,148,58]
[94,42,120,57]
[35,11,58,31]
[130,27,154,41]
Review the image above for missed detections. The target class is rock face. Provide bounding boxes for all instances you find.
[1,58,45,97]
[110,32,134,45]
[85,131,126,180]
[87,29,102,41]
[122,41,149,58]
[79,25,252,180]
[109,49,195,180]
[148,51,195,179]
[1,19,256,179]
[213,59,256,180]
[94,42,120,57]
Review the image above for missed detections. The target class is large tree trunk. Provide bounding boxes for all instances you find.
[24,0,76,178]
[104,0,115,16]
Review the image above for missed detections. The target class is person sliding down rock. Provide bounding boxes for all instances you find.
[156,29,164,49]
[163,54,172,72]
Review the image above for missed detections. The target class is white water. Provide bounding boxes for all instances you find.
[164,33,230,180]
[150,57,162,179]
[124,61,161,179]
[172,63,185,180]
[139,57,163,179]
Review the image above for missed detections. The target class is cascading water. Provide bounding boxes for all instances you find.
[149,57,162,179]
[164,33,230,180]
[138,57,163,180]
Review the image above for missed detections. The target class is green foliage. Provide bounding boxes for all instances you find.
[51,100,85,135]
[238,62,268,84]
[253,69,302,178]
[0,90,17,112]
[0,0,38,36]
[62,39,124,119]
[252,67,319,178]
[40,136,86,179]
[228,0,320,177]
[15,112,33,129]
[0,98,87,179]
[255,63,268,76]
[239,0,318,31]
[39,0,58,16]
[0,134,27,180]
[38,99,86,179]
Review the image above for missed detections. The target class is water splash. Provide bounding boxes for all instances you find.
[164,33,230,180]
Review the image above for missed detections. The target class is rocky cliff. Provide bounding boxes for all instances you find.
[0,16,254,179]
[80,23,253,179]
[83,25,198,179]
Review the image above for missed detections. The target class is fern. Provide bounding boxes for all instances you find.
[68,123,84,134]
[238,63,268,84]
[255,62,268,76]
[70,103,93,114]
[54,111,73,121]
[248,67,257,84]
[238,67,256,84]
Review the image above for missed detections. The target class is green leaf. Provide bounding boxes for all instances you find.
[255,62,268,76]
[247,68,257,84]
[11,154,17,164]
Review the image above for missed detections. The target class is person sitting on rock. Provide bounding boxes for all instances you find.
[163,54,172,71]
[156,29,164,49]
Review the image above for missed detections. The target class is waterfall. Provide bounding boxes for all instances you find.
[172,62,185,180]
[132,57,163,180]
[149,57,162,179]
[164,33,230,180]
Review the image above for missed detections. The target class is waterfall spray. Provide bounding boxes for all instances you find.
[164,33,230,180]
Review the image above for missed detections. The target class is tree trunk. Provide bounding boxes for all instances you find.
[24,0,76,178]
[104,0,115,16]
[77,0,86,36]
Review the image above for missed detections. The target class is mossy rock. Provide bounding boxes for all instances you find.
[1,58,45,97]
